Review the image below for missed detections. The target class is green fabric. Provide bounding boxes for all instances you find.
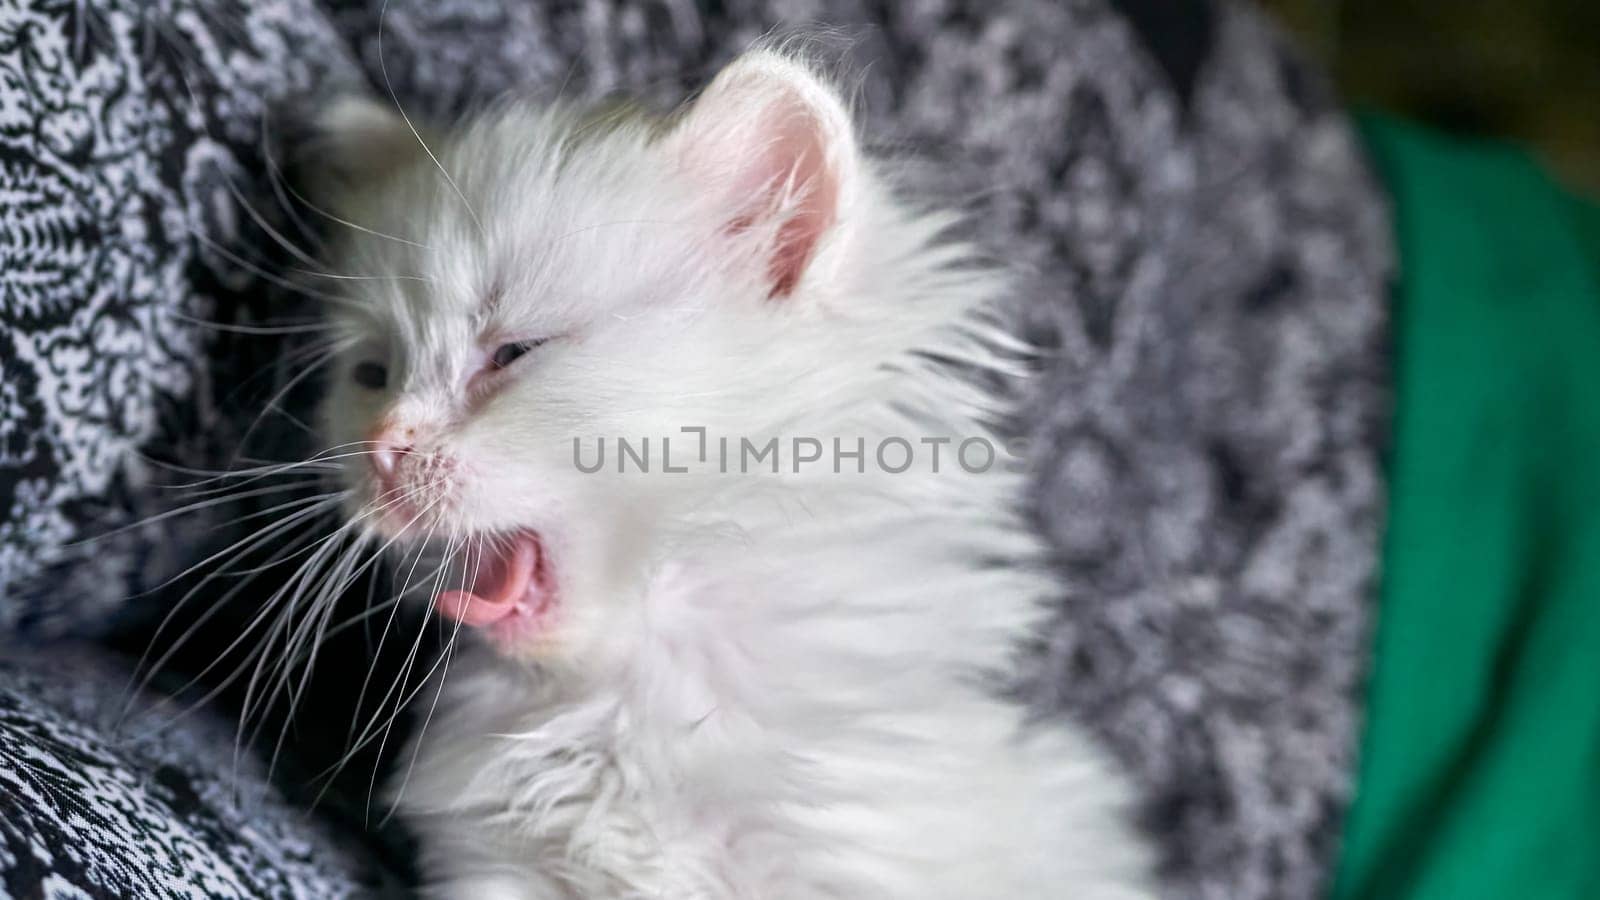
[1333,117,1600,900]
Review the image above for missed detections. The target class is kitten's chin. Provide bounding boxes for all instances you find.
[432,530,562,655]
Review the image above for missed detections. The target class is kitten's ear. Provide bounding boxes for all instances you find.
[301,95,421,196]
[666,51,858,297]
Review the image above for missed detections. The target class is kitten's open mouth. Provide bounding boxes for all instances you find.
[433,531,557,639]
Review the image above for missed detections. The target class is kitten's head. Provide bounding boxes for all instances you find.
[311,51,904,661]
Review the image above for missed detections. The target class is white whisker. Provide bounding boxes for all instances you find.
[377,0,484,238]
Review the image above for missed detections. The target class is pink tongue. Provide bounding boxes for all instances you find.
[435,535,538,628]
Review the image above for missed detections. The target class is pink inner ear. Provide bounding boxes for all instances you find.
[673,62,851,299]
[759,109,837,297]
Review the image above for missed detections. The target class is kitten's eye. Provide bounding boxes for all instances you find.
[352,360,388,390]
[490,338,546,370]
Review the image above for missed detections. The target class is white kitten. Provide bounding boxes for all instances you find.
[311,50,1153,899]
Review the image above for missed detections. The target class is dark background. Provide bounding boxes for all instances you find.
[1263,0,1600,193]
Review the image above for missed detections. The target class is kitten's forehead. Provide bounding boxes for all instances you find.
[380,133,681,294]
[339,106,705,344]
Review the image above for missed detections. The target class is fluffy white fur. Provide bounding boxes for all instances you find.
[314,50,1153,899]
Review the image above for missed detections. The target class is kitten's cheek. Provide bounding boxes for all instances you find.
[451,438,580,519]
[449,471,552,534]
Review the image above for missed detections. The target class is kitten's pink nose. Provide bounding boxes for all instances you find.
[367,421,416,491]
